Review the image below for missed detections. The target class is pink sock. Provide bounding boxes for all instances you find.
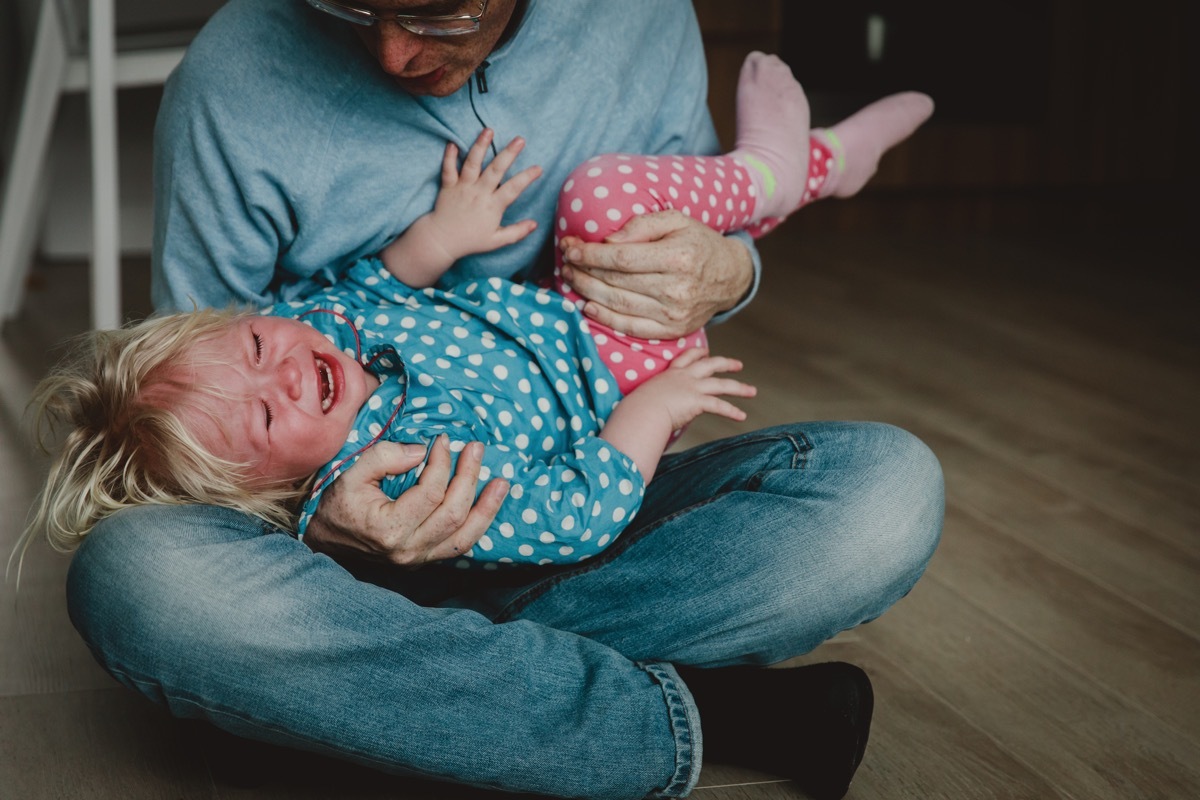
[813,92,935,199]
[728,52,812,222]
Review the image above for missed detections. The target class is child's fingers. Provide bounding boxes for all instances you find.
[703,377,757,399]
[497,164,543,204]
[699,395,749,422]
[672,353,742,376]
[441,142,460,186]
[460,128,495,180]
[481,136,526,186]
[667,346,710,369]
[693,356,744,376]
[493,219,539,248]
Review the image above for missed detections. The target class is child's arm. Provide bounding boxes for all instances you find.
[599,349,757,481]
[356,354,752,566]
[381,129,543,288]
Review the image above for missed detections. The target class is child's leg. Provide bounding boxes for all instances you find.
[556,53,934,394]
[554,143,835,394]
[731,52,934,231]
[554,140,839,393]
[554,154,742,394]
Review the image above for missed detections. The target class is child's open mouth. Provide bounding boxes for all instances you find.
[314,353,339,414]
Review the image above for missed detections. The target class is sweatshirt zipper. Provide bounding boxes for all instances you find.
[469,60,497,156]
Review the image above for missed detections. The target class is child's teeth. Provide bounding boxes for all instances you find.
[317,359,334,412]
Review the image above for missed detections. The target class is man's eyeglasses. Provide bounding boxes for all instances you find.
[304,0,488,36]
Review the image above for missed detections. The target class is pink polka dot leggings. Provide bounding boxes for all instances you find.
[553,137,834,394]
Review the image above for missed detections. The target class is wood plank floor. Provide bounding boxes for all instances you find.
[1,217,1196,798]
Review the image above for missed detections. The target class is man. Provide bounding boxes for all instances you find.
[66,2,944,798]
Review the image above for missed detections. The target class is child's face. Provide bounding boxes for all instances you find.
[181,316,378,487]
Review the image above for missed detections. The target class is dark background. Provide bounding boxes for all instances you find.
[697,0,1197,239]
[0,0,1195,291]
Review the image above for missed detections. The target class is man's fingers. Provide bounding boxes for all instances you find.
[564,262,705,336]
[440,441,484,512]
[562,264,661,318]
[422,478,509,562]
[583,302,683,341]
[563,262,665,296]
[605,209,692,244]
[563,239,663,274]
[573,271,706,338]
[344,440,428,486]
[559,210,690,269]
[409,440,484,546]
[409,434,454,510]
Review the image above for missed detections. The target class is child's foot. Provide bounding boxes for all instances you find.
[814,92,935,199]
[729,51,812,221]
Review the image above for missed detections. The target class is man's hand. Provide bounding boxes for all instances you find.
[559,210,754,339]
[303,435,509,567]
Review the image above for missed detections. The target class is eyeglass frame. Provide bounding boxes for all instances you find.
[304,0,489,36]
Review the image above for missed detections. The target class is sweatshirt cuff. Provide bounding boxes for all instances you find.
[708,230,760,325]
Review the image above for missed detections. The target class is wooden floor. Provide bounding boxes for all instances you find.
[1,215,1197,799]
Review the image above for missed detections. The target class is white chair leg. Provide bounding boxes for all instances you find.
[89,0,121,330]
[0,0,70,324]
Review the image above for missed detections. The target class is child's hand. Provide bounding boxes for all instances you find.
[429,128,543,261]
[597,348,755,480]
[379,130,541,287]
[628,348,757,431]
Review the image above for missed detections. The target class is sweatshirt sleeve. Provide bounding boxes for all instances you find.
[150,2,349,312]
[642,4,762,323]
[151,51,294,311]
[465,436,646,565]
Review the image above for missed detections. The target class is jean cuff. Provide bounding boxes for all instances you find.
[640,661,702,798]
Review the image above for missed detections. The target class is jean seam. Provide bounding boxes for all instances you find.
[639,662,702,798]
[655,430,811,479]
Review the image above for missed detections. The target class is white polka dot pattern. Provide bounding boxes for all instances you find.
[742,137,834,238]
[289,140,837,566]
[287,259,644,566]
[552,153,751,393]
[550,143,834,391]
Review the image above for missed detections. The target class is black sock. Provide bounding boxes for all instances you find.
[676,661,874,800]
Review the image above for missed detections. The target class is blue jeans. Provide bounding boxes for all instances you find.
[66,422,943,799]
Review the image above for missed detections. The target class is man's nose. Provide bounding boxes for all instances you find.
[375,22,423,75]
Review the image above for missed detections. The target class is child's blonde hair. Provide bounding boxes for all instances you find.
[23,308,309,555]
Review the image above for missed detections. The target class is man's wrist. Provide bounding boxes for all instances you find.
[709,232,760,323]
[718,233,755,313]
